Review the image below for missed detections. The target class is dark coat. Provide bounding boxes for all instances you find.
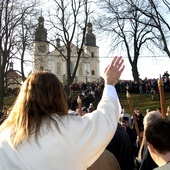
[138,141,158,170]
[106,123,134,170]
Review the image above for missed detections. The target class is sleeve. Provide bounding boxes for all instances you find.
[69,85,122,168]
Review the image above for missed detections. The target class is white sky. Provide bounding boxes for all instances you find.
[99,56,170,80]
[98,42,170,80]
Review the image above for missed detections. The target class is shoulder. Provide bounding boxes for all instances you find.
[154,162,170,170]
[87,150,121,170]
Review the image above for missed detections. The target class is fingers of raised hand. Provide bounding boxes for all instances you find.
[111,56,124,71]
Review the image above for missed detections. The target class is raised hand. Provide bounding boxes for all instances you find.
[104,56,125,86]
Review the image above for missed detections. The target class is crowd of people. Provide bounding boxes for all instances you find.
[0,56,170,170]
[68,70,169,95]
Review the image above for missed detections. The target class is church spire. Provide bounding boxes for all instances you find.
[85,22,96,47]
[35,16,47,42]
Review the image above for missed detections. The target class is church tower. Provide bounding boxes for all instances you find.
[32,16,49,72]
[83,22,100,82]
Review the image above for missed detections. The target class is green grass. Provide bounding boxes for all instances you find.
[3,91,170,116]
[3,96,16,109]
[118,91,170,116]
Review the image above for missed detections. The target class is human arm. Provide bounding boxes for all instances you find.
[68,56,125,168]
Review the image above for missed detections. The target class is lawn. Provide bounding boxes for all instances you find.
[118,91,170,116]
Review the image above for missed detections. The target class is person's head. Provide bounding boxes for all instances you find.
[135,109,141,116]
[156,107,161,113]
[138,111,162,162]
[166,106,170,115]
[88,107,93,113]
[146,109,151,114]
[82,107,88,115]
[146,118,170,165]
[120,116,130,128]
[143,111,162,131]
[89,103,94,109]
[0,71,68,146]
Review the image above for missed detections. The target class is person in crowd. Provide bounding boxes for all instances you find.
[133,109,144,133]
[87,149,121,170]
[150,88,155,101]
[146,109,151,114]
[82,106,88,115]
[106,123,134,170]
[87,107,93,113]
[120,107,132,125]
[137,111,162,170]
[119,116,137,157]
[132,109,144,152]
[68,109,79,116]
[145,118,170,170]
[89,103,94,111]
[166,106,170,119]
[0,56,125,169]
[156,107,161,114]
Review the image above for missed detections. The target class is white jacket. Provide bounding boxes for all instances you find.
[0,85,121,170]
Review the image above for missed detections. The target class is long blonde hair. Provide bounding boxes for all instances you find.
[0,72,68,147]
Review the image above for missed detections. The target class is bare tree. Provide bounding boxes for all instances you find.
[0,0,39,111]
[47,0,93,91]
[126,0,170,58]
[96,0,155,82]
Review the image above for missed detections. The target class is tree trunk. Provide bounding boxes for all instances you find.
[0,70,5,111]
[131,63,140,83]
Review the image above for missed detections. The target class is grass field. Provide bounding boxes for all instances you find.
[3,91,170,116]
[118,91,170,116]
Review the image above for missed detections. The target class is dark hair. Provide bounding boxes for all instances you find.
[82,107,87,112]
[145,118,170,154]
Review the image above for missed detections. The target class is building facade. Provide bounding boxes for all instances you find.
[32,16,100,84]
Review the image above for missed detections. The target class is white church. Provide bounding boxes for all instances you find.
[32,16,100,84]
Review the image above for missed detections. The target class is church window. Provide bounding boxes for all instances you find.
[91,52,94,58]
[47,59,52,69]
[79,67,83,75]
[57,63,61,74]
[92,70,95,75]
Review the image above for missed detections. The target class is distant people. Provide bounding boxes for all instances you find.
[2,107,7,116]
[87,149,121,170]
[146,118,170,169]
[137,111,162,170]
[163,71,169,92]
[0,107,8,125]
[132,109,144,134]
[87,107,93,113]
[82,106,88,115]
[89,103,94,111]
[120,107,132,125]
[68,109,78,116]
[166,106,170,120]
[146,109,151,114]
[0,56,125,169]
[156,107,161,114]
[107,123,134,170]
[150,88,155,101]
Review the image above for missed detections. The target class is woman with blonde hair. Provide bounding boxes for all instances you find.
[0,56,124,170]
